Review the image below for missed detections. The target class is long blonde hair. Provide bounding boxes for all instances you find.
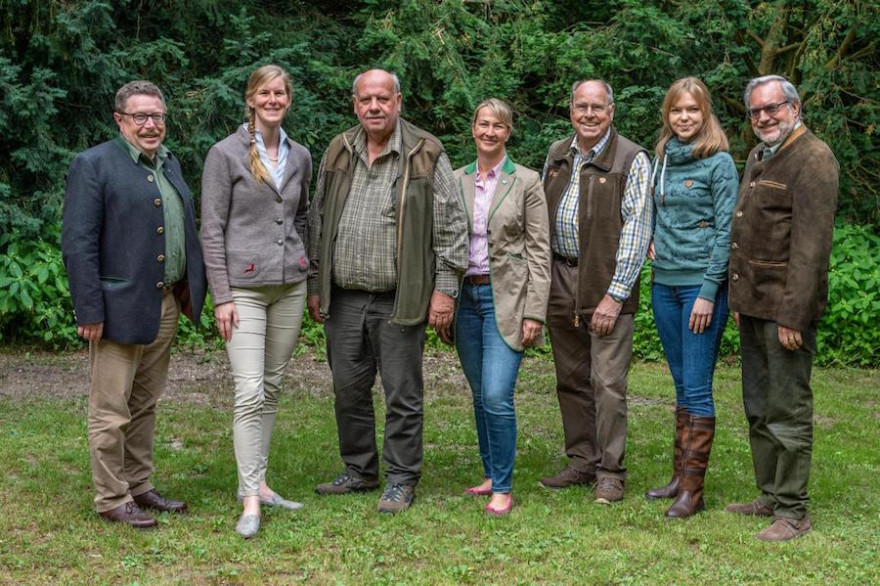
[654,77,728,160]
[245,65,292,185]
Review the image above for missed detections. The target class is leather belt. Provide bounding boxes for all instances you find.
[465,274,491,285]
[554,253,578,267]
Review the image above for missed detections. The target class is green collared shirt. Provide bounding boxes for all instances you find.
[117,135,186,285]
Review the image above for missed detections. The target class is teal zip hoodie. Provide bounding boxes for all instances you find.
[651,137,739,301]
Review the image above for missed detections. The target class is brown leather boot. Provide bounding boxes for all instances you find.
[665,414,715,519]
[646,407,687,500]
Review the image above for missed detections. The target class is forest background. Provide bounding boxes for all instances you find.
[1,0,878,365]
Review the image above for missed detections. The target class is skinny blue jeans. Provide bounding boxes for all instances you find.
[454,282,523,494]
[651,283,729,416]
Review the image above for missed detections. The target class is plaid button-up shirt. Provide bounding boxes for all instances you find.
[308,123,463,295]
[544,130,652,301]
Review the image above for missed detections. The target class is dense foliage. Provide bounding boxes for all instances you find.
[1,1,877,364]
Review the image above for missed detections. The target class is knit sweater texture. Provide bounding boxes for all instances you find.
[651,137,739,301]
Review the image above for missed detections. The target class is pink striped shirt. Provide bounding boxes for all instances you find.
[465,160,503,277]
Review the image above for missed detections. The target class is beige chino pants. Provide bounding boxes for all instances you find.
[226,282,307,497]
[88,289,180,512]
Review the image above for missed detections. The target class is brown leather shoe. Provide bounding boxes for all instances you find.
[539,466,596,490]
[756,516,811,542]
[99,502,158,529]
[594,476,625,504]
[133,489,188,514]
[725,499,773,517]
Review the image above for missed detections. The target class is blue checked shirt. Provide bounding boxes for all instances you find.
[544,130,652,301]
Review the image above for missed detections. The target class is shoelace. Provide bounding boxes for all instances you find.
[383,484,406,502]
[332,473,352,486]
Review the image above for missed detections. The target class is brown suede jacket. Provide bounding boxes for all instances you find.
[728,126,839,330]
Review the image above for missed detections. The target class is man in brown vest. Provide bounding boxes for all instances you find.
[307,69,468,514]
[539,80,652,504]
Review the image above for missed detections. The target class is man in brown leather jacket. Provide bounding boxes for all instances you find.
[725,75,838,542]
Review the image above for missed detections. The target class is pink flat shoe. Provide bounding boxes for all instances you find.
[485,497,514,516]
[466,485,492,496]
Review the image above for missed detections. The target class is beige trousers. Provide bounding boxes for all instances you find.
[226,282,307,497]
[88,289,180,512]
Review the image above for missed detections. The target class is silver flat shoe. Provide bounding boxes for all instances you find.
[261,493,303,510]
[237,493,304,510]
[235,513,260,539]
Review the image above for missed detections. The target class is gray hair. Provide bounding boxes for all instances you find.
[352,70,401,97]
[743,75,800,108]
[115,80,165,113]
[570,79,614,107]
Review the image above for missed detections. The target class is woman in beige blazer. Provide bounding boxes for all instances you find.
[449,98,551,515]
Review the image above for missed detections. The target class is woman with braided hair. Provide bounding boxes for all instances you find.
[200,65,312,538]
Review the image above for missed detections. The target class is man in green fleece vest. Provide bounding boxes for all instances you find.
[307,69,468,514]
[726,75,838,542]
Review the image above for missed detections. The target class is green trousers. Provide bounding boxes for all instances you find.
[739,315,816,520]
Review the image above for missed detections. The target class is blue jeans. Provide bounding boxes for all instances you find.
[652,283,729,416]
[455,282,523,494]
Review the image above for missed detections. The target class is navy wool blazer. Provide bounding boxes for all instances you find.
[62,138,206,345]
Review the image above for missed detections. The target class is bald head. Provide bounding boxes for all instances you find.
[352,69,403,145]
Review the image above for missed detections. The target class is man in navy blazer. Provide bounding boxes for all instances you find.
[62,80,206,529]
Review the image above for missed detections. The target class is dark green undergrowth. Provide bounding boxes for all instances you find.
[0,351,878,584]
[2,224,877,366]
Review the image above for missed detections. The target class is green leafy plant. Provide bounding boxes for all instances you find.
[0,232,78,347]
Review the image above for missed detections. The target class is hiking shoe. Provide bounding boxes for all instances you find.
[756,516,811,542]
[594,476,625,504]
[539,466,596,490]
[377,483,415,514]
[725,499,773,517]
[315,471,380,495]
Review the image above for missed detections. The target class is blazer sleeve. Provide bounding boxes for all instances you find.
[61,154,105,326]
[522,169,552,323]
[199,145,235,305]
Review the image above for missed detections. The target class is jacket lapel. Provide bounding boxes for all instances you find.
[489,157,517,221]
[459,160,477,229]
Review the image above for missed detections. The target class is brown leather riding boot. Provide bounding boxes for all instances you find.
[665,414,715,519]
[646,407,687,500]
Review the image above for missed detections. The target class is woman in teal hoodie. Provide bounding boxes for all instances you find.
[645,77,738,518]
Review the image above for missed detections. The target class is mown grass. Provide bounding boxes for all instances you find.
[1,351,878,585]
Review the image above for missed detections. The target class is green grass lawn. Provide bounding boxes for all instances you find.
[1,350,878,585]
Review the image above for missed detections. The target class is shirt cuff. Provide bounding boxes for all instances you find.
[607,281,631,302]
[698,279,720,303]
[434,271,460,297]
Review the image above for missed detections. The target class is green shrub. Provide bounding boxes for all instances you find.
[820,224,880,366]
[1,225,877,367]
[0,232,78,348]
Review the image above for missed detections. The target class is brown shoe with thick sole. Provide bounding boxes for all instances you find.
[756,516,811,542]
[133,489,188,514]
[594,476,625,504]
[539,466,596,490]
[725,499,773,517]
[99,501,158,529]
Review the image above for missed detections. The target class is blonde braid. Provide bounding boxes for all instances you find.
[247,107,270,186]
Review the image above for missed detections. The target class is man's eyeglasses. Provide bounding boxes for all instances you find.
[119,112,167,126]
[572,104,608,115]
[746,100,790,121]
